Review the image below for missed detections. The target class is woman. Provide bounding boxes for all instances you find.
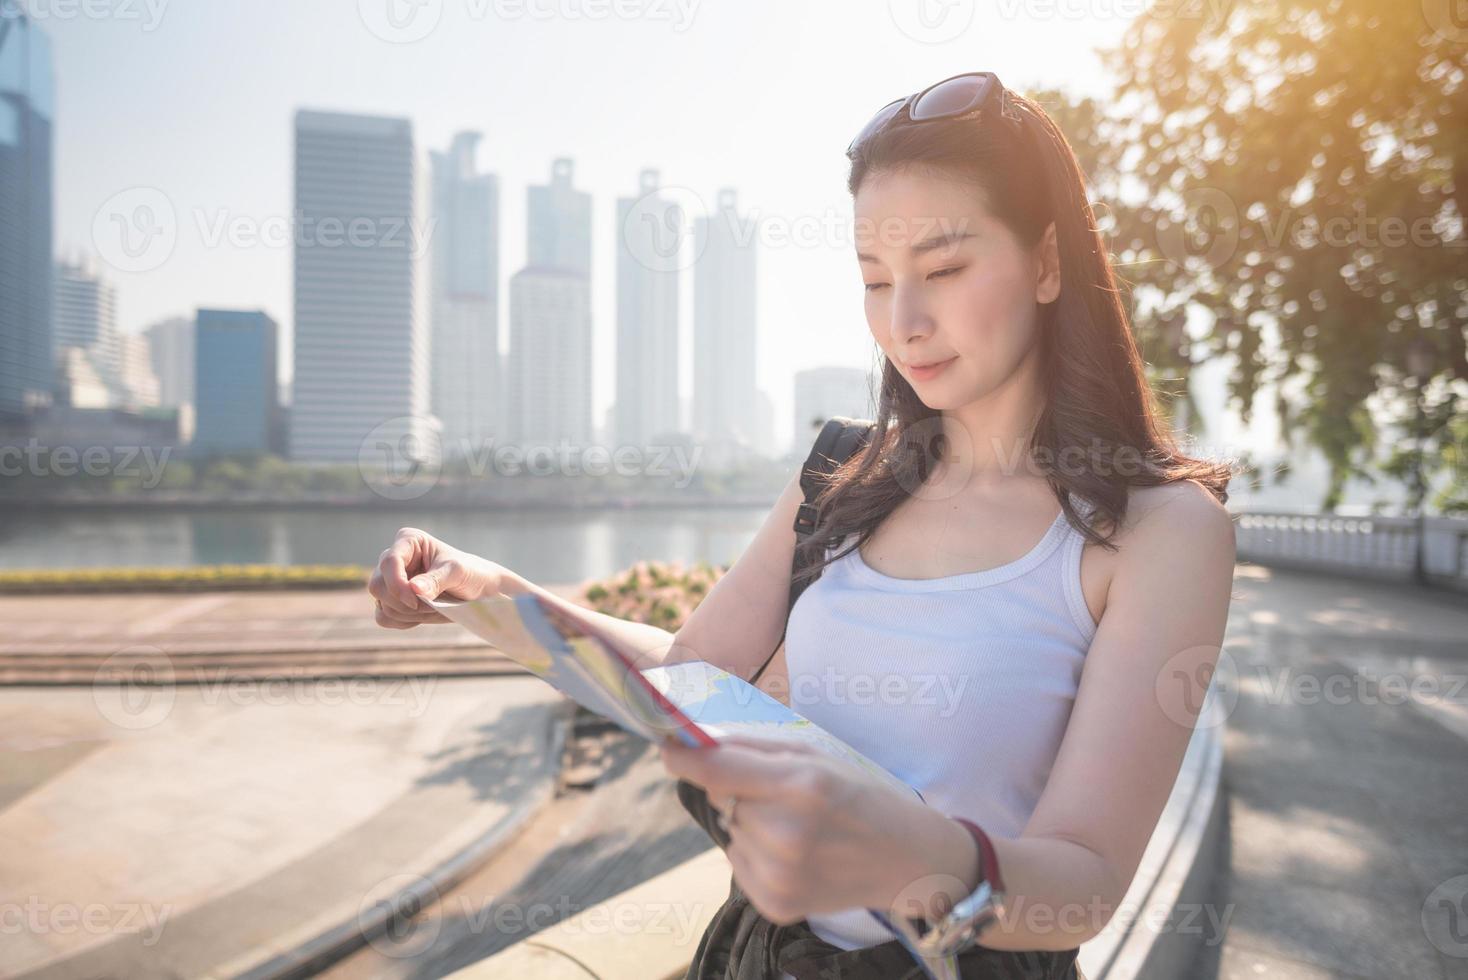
[369,72,1237,980]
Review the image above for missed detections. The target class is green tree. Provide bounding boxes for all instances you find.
[1076,0,1467,511]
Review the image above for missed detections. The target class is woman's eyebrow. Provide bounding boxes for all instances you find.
[856,230,976,264]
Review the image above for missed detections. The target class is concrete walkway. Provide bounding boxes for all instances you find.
[0,675,571,979]
[1197,565,1468,978]
[0,587,584,683]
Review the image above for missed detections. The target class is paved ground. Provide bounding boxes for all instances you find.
[316,713,715,980]
[1190,565,1468,979]
[0,675,570,979]
[0,589,568,683]
[3,569,1465,979]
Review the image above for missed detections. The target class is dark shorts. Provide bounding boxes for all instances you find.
[676,780,1087,980]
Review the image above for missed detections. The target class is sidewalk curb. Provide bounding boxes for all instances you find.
[229,698,579,980]
[1079,721,1227,979]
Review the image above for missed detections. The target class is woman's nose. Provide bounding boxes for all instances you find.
[888,287,936,346]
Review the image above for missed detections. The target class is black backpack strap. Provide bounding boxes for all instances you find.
[748,417,875,686]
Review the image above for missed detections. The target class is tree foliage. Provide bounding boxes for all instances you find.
[1043,0,1467,511]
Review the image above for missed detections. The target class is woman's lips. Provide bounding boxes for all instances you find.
[908,357,956,381]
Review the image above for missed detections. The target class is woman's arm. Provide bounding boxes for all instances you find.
[890,480,1237,951]
[370,469,805,678]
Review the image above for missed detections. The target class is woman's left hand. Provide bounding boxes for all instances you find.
[658,735,933,926]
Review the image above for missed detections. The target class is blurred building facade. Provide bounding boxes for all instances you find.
[506,159,593,449]
[193,309,280,456]
[143,315,195,410]
[692,189,759,466]
[614,168,680,449]
[507,267,592,449]
[0,8,54,419]
[290,109,435,464]
[429,131,500,458]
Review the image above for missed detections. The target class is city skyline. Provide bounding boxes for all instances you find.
[37,1,1139,456]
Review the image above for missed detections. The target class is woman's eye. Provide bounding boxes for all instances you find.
[929,266,963,280]
[863,282,889,293]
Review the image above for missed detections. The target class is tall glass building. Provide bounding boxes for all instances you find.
[0,7,55,418]
[429,131,499,456]
[194,309,280,456]
[290,109,436,464]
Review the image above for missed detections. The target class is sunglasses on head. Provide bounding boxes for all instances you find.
[846,71,1024,158]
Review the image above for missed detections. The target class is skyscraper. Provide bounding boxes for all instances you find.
[115,331,160,409]
[52,258,118,356]
[429,131,499,456]
[506,159,593,450]
[527,157,591,276]
[693,189,758,459]
[507,268,592,449]
[0,8,54,419]
[52,258,120,406]
[614,169,680,449]
[291,109,435,464]
[143,315,194,408]
[194,309,280,456]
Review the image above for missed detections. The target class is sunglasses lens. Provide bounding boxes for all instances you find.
[848,98,906,154]
[911,74,994,121]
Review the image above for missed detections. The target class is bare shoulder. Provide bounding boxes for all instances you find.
[1110,479,1236,571]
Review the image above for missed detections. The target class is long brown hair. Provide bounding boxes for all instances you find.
[796,86,1236,589]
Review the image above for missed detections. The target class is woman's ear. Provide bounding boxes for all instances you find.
[1035,221,1061,305]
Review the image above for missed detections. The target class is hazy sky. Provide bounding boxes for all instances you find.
[41,0,1148,451]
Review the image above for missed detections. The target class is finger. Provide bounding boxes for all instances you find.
[376,568,420,617]
[657,740,793,803]
[711,733,820,756]
[375,604,437,627]
[716,795,789,856]
[408,557,461,604]
[369,567,414,617]
[384,533,423,608]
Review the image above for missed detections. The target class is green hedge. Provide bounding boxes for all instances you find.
[0,564,371,594]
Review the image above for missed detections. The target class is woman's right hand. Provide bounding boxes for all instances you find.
[367,526,525,629]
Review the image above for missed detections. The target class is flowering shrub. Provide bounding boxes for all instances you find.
[578,559,727,631]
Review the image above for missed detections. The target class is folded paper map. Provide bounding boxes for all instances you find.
[429,589,965,980]
[429,590,920,802]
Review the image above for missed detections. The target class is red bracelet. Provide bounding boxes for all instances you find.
[952,816,1005,893]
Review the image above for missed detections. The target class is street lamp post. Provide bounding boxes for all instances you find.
[1406,335,1433,587]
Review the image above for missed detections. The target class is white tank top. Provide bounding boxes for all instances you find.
[780,492,1100,955]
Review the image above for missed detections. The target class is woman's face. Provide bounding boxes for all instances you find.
[853,167,1059,411]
